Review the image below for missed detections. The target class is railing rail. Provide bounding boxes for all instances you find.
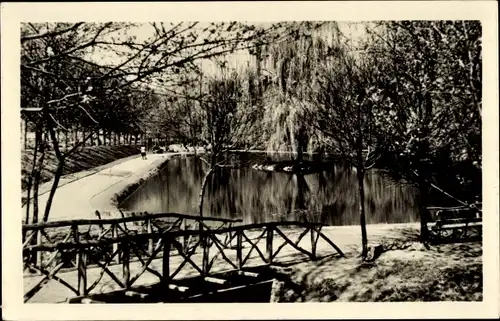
[24,221,324,252]
[23,212,241,276]
[23,212,243,231]
[23,213,344,303]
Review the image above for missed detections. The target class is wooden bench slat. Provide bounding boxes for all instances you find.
[434,222,482,230]
[434,217,482,225]
[428,221,482,231]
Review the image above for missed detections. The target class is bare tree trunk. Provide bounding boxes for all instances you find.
[287,121,296,160]
[357,167,368,259]
[42,160,64,222]
[24,128,40,225]
[418,174,430,243]
[96,128,101,146]
[28,132,47,266]
[297,146,304,163]
[24,118,28,150]
[64,130,69,152]
[296,126,307,163]
[198,166,215,267]
[32,133,47,224]
[255,45,263,97]
[198,167,215,218]
[73,126,78,148]
[42,127,66,222]
[88,128,93,146]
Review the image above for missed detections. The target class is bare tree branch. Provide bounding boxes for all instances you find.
[21,22,84,42]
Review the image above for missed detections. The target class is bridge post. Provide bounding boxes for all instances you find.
[225,223,233,248]
[266,225,274,264]
[76,252,88,296]
[36,229,42,273]
[122,241,130,289]
[202,230,210,276]
[162,235,171,288]
[147,218,153,255]
[112,224,120,264]
[181,219,188,252]
[236,230,243,270]
[310,226,317,260]
[73,224,88,296]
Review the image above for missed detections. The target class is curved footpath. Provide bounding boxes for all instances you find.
[22,152,193,222]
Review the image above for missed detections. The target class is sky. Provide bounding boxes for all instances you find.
[86,21,368,63]
[199,22,370,72]
[79,21,370,94]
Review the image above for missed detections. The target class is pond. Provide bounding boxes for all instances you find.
[119,152,421,226]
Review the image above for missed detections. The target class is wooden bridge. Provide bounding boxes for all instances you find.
[23,212,344,303]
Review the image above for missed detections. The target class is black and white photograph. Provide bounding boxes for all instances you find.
[2,1,499,319]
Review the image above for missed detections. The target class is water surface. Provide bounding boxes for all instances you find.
[120,153,420,225]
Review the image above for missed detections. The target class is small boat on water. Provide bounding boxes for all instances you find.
[252,160,332,174]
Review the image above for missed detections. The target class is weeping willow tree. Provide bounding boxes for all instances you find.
[236,64,265,149]
[257,22,342,160]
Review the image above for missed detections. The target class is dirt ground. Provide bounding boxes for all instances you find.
[272,225,482,302]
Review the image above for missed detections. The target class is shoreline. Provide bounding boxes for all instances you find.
[22,148,328,203]
[88,152,201,219]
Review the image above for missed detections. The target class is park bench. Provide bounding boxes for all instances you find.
[428,205,482,241]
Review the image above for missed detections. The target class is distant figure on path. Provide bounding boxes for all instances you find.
[140,146,147,160]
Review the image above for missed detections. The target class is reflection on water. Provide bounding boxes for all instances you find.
[120,153,420,226]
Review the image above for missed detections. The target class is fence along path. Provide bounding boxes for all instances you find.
[23,212,344,303]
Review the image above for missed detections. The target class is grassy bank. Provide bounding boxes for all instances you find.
[21,145,141,191]
[272,226,482,302]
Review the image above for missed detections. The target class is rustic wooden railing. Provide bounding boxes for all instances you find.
[23,214,344,303]
[23,211,240,270]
